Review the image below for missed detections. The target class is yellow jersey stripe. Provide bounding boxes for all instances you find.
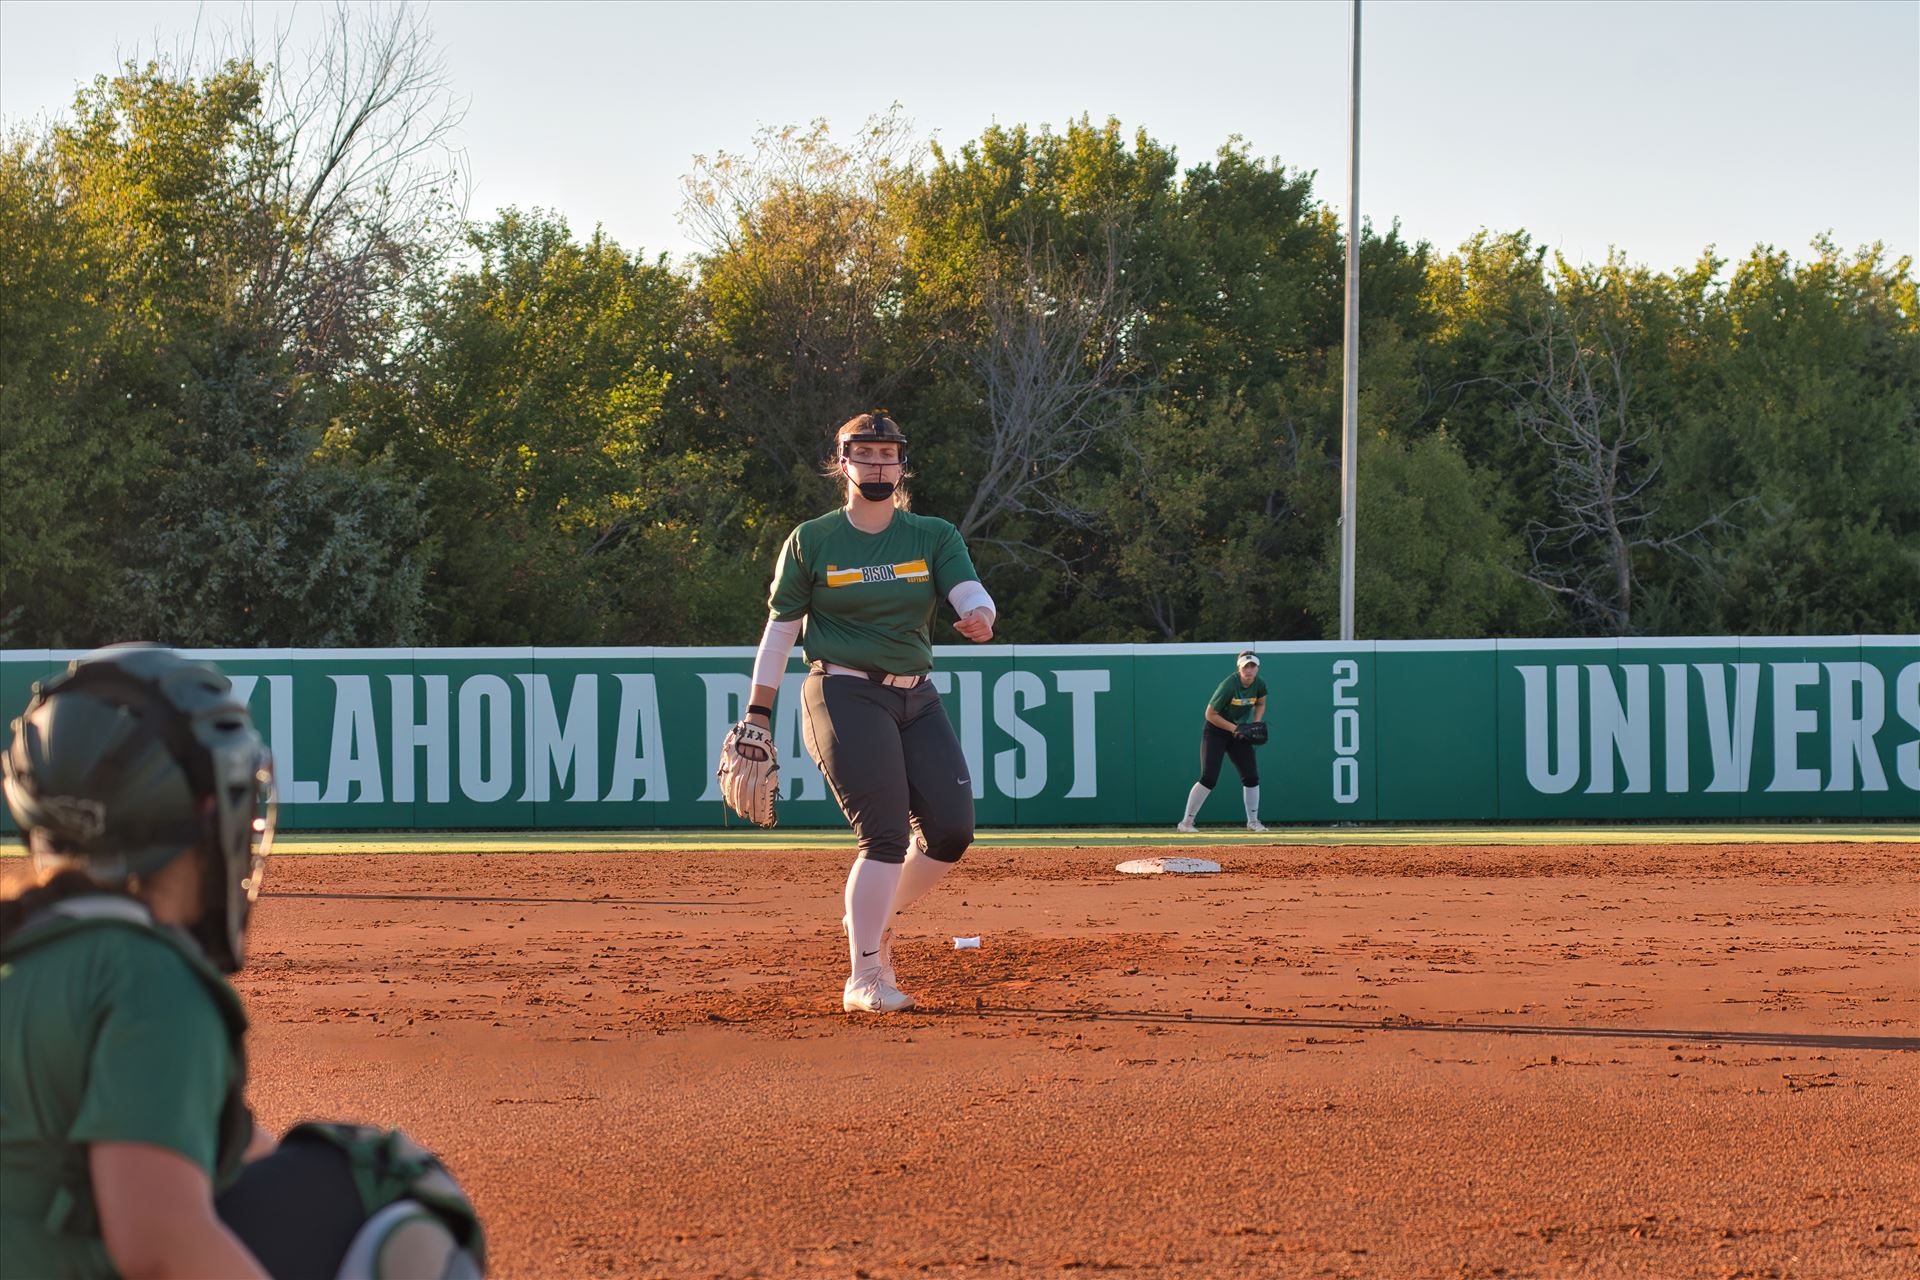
[826,560,932,588]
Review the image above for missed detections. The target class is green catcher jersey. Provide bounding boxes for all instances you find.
[769,508,980,676]
[1209,673,1269,724]
[0,907,244,1278]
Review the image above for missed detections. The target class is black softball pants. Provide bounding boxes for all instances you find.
[216,1130,481,1280]
[1198,725,1259,789]
[216,1137,364,1278]
[801,671,975,864]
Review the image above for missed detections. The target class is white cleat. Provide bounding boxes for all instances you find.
[1246,819,1268,833]
[1175,818,1198,834]
[843,969,915,1014]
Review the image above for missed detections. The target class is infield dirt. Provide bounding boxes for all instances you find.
[232,841,1917,1279]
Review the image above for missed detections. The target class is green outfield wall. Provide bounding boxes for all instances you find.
[3,638,1916,830]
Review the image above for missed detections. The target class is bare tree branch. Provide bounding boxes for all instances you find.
[1503,299,1734,634]
[175,2,469,377]
[957,226,1134,541]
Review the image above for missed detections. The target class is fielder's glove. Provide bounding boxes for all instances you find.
[716,719,779,827]
[1234,720,1270,746]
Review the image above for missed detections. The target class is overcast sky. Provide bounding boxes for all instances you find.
[3,0,1914,273]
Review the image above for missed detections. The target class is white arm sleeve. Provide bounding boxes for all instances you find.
[947,580,996,623]
[750,618,803,694]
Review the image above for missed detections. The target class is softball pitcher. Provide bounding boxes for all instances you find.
[1176,649,1269,833]
[1,645,484,1278]
[716,413,995,1014]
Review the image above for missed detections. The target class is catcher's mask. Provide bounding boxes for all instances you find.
[838,413,908,502]
[2,644,276,973]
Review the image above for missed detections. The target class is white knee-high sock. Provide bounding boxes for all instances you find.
[889,837,956,918]
[1243,785,1260,822]
[845,857,904,975]
[1183,783,1211,822]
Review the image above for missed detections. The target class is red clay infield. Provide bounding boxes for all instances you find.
[230,841,1916,1279]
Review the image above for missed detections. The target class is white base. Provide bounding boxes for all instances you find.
[1115,857,1222,876]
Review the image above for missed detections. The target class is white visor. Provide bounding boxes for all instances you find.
[1237,652,1259,667]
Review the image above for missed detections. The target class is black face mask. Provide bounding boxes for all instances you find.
[856,480,897,502]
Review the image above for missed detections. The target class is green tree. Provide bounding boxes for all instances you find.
[11,55,1911,651]
[1417,231,1556,522]
[680,112,927,522]
[1505,258,1700,635]
[1305,428,1534,638]
[0,126,154,642]
[1,51,440,645]
[1668,241,1920,634]
[903,122,1437,642]
[1080,391,1331,641]
[116,345,429,646]
[355,209,729,644]
[904,116,1180,525]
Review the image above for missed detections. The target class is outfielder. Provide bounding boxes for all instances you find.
[716,413,995,1014]
[0,645,485,1278]
[1176,649,1269,833]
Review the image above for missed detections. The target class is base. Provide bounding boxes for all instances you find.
[1115,857,1222,876]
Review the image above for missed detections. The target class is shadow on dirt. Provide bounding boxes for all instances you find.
[263,891,753,908]
[949,1004,1920,1052]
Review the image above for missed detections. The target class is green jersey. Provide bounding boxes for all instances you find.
[1209,673,1268,725]
[0,901,245,1279]
[769,508,980,676]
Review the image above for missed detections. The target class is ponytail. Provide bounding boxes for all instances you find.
[0,868,136,945]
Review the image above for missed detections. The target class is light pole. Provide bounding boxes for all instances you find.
[1338,0,1362,642]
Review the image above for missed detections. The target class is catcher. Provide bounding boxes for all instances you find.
[1176,649,1269,834]
[0,645,485,1279]
[716,413,995,1014]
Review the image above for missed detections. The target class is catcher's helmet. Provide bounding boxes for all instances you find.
[3,644,276,972]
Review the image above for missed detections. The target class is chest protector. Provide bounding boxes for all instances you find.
[2,897,252,1234]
